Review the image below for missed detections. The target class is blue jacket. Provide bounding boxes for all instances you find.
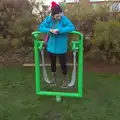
[38,15,75,54]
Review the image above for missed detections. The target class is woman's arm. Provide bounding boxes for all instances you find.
[38,17,50,33]
[58,16,75,34]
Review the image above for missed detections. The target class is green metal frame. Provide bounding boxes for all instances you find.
[32,31,83,102]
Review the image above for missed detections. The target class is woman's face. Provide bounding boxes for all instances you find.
[53,13,62,20]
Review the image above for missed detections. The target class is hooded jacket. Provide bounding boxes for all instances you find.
[38,15,75,54]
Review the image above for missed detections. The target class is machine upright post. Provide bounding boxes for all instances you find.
[34,40,41,94]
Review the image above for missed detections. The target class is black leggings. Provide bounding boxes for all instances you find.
[48,52,67,75]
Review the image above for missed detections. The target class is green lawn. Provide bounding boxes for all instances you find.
[0,66,120,120]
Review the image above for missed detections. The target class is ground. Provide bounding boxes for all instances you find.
[1,48,120,73]
[0,49,120,120]
[0,66,120,120]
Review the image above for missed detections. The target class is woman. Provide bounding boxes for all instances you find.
[38,1,75,88]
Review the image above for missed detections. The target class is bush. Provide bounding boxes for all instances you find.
[0,0,39,53]
[64,1,120,64]
[64,1,111,54]
[90,19,120,64]
[1,0,120,64]
[0,36,9,52]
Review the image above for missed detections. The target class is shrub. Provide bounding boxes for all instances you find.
[0,0,39,53]
[90,19,120,64]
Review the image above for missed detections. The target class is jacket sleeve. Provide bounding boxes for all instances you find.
[38,17,50,33]
[58,16,75,33]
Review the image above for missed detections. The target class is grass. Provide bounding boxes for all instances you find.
[0,66,120,120]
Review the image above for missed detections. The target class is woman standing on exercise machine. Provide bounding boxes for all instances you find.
[38,1,75,88]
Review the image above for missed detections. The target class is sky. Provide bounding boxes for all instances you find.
[32,0,120,15]
[89,0,106,2]
[89,0,120,2]
[44,0,79,5]
[44,0,62,5]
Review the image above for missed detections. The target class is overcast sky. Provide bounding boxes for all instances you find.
[44,0,79,5]
[89,0,106,2]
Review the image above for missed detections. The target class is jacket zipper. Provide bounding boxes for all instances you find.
[52,20,57,54]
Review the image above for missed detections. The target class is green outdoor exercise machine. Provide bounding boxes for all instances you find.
[32,31,83,102]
